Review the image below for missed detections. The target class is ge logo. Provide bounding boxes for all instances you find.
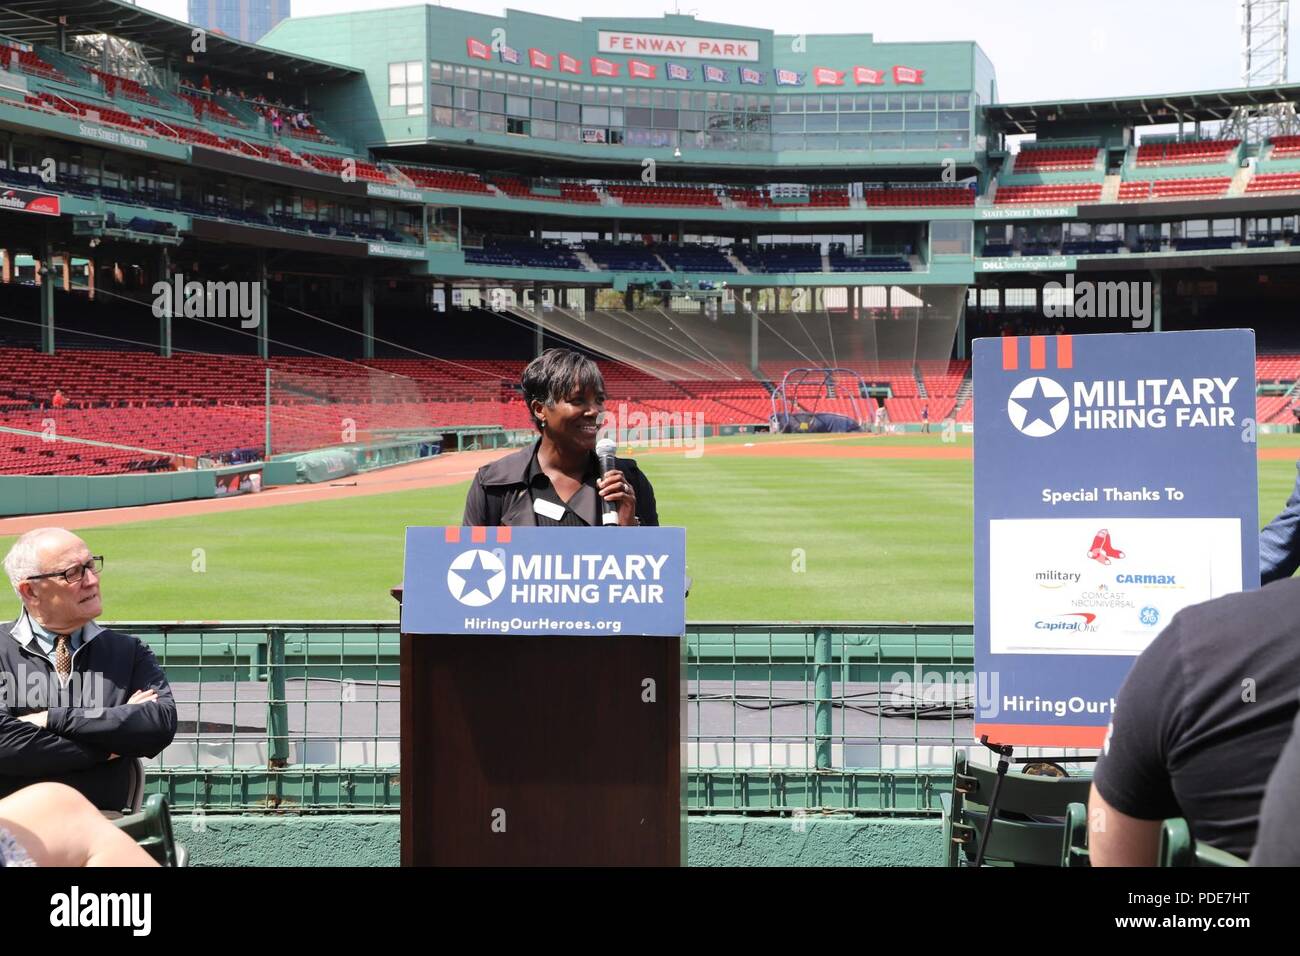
[1140,606,1160,627]
[1007,376,1069,437]
[447,549,506,606]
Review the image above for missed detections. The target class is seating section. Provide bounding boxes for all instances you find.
[827,245,911,273]
[11,350,1300,467]
[1136,139,1240,166]
[606,183,721,207]
[1120,177,1231,200]
[1014,146,1100,172]
[995,183,1103,204]
[1268,135,1300,159]
[395,165,492,193]
[726,187,772,208]
[303,152,392,184]
[559,182,601,203]
[807,187,851,207]
[1247,172,1300,195]
[863,185,975,207]
[736,244,823,273]
[89,68,160,105]
[179,91,244,127]
[582,242,665,272]
[0,42,65,81]
[464,238,583,270]
[655,244,735,273]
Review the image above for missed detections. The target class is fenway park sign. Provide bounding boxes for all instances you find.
[0,187,59,217]
[598,30,758,62]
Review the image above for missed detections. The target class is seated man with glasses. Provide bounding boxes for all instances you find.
[0,527,176,812]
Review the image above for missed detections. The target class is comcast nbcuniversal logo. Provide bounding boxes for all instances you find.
[447,549,506,606]
[1007,376,1070,437]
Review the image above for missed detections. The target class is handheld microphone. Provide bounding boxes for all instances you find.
[595,436,619,526]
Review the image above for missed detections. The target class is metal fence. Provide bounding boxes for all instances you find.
[126,622,990,814]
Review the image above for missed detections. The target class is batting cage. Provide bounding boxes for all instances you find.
[770,367,871,433]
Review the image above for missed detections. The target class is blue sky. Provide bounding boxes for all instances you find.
[136,0,1283,103]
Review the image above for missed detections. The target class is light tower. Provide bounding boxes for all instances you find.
[1227,0,1297,142]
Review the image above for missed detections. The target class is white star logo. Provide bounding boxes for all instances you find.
[446,549,506,606]
[1007,376,1070,437]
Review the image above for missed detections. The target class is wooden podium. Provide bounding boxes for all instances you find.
[399,526,686,866]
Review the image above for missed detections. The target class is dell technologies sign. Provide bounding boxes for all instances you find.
[402,526,686,636]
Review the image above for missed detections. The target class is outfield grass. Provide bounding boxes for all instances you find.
[2,433,1298,623]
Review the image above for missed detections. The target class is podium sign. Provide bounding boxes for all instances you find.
[400,525,687,866]
[402,525,686,637]
[973,330,1258,747]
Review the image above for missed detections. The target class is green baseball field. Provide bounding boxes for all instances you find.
[3,431,1298,623]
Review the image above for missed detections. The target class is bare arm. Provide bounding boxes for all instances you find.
[1088,782,1163,867]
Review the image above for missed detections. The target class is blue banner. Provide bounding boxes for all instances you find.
[972,329,1258,747]
[666,62,693,81]
[703,64,728,83]
[774,68,805,86]
[402,526,687,637]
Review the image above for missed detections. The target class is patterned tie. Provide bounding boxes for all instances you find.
[53,634,71,683]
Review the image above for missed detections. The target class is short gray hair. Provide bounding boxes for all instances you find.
[3,528,63,596]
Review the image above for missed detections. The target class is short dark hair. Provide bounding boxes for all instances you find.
[521,349,606,431]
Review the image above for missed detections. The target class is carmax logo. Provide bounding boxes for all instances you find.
[1035,613,1099,632]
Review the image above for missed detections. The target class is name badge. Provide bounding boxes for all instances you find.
[533,498,567,521]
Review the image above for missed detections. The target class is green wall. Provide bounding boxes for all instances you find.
[172,813,943,867]
[0,462,298,517]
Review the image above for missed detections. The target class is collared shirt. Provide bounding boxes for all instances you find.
[524,444,600,526]
[10,609,102,671]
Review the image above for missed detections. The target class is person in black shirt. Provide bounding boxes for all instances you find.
[1089,577,1300,864]
[462,349,659,528]
[1252,696,1300,865]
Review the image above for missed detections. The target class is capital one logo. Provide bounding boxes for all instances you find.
[447,549,506,606]
[1007,376,1069,437]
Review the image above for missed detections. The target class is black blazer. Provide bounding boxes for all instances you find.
[462,440,659,527]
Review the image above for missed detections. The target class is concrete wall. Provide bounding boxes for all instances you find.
[172,813,943,867]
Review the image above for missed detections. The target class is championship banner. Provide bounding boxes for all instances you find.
[703,64,728,83]
[774,68,804,86]
[628,59,657,79]
[498,44,520,64]
[813,67,845,86]
[666,62,693,81]
[0,188,60,217]
[854,66,885,85]
[973,330,1259,747]
[893,65,925,84]
[466,37,491,60]
[528,48,552,69]
[590,57,620,77]
[559,52,582,74]
[403,526,687,637]
[739,67,765,85]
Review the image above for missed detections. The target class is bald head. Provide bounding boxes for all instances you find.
[3,527,103,632]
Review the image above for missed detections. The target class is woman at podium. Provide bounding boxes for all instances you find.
[462,349,660,527]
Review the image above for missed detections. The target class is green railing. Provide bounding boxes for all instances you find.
[124,622,976,814]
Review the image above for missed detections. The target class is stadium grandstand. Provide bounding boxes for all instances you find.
[2,1,1300,477]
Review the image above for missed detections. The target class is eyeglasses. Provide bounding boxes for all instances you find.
[26,556,104,585]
